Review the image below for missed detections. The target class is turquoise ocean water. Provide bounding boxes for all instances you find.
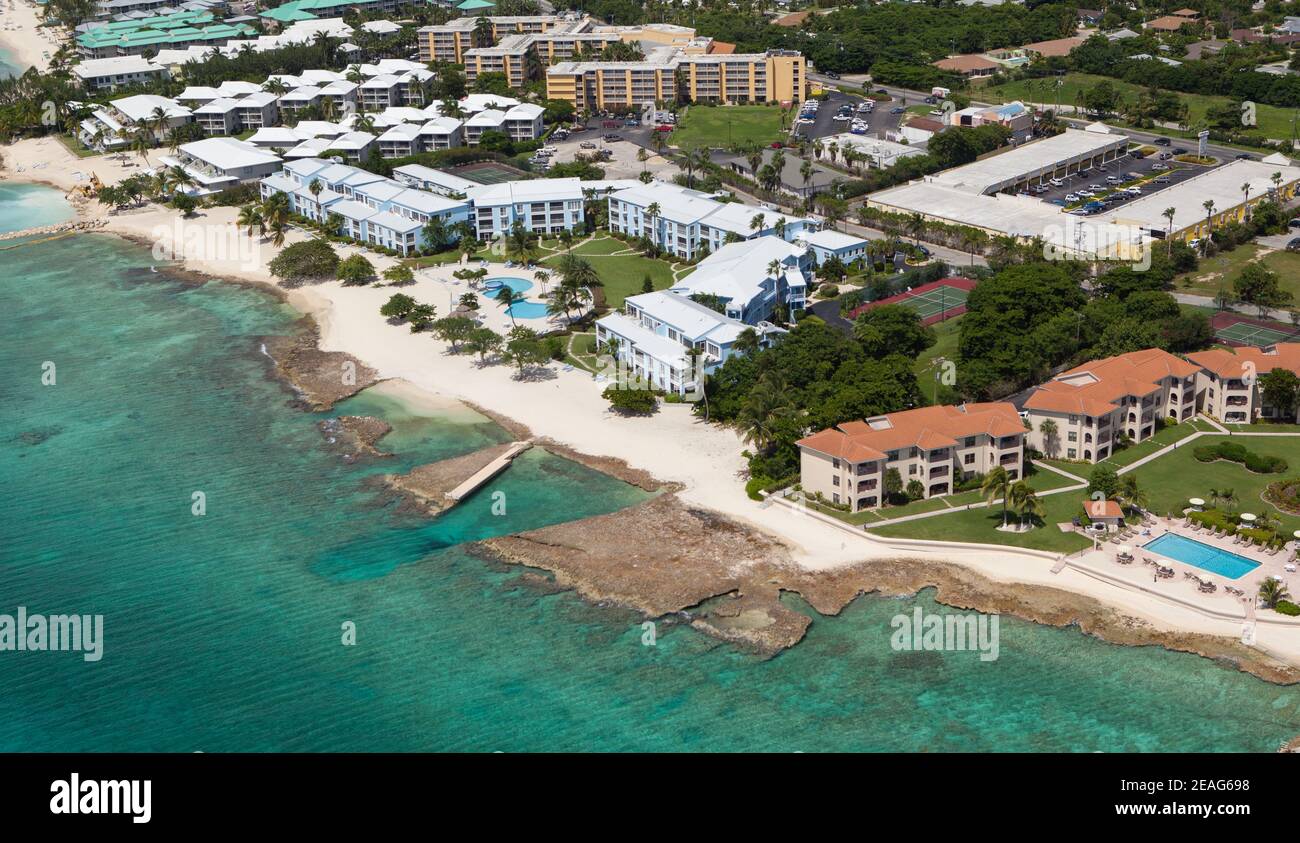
[0,182,76,232]
[0,44,23,80]
[3,193,1300,751]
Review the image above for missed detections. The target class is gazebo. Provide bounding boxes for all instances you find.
[1083,498,1124,531]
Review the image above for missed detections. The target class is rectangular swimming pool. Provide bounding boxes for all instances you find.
[1142,533,1261,580]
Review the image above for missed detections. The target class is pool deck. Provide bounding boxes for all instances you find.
[1069,516,1298,617]
[412,258,589,336]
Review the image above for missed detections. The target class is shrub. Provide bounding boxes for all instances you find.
[603,386,657,415]
[268,240,339,284]
[745,476,771,501]
[1275,600,1300,616]
[1193,441,1287,473]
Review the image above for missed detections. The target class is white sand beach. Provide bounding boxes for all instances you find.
[0,0,58,74]
[6,134,1300,670]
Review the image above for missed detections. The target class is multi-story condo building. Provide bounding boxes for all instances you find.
[798,404,1026,512]
[1186,344,1300,424]
[259,158,470,255]
[159,137,283,196]
[671,237,810,324]
[463,33,537,88]
[464,178,585,239]
[416,15,563,63]
[78,94,193,149]
[679,50,806,104]
[595,291,784,395]
[71,55,170,91]
[1022,349,1200,463]
[607,181,816,262]
[546,58,677,110]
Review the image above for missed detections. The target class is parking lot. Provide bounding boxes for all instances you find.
[792,90,905,143]
[1024,145,1225,213]
[543,128,679,181]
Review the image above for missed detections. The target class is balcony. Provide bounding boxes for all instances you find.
[928,466,949,479]
[999,453,1020,466]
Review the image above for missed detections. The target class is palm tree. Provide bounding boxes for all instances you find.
[644,201,661,242]
[981,466,1012,528]
[1271,171,1283,202]
[736,372,797,454]
[1117,475,1149,517]
[130,129,151,165]
[496,286,523,327]
[422,215,448,251]
[1202,199,1216,255]
[534,269,551,295]
[750,213,766,236]
[1259,577,1290,609]
[1038,419,1059,458]
[734,327,760,355]
[1008,480,1043,529]
[268,218,288,248]
[1219,487,1238,512]
[1241,182,1252,221]
[800,159,814,199]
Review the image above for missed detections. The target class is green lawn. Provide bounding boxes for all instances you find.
[871,491,1093,553]
[912,317,961,404]
[670,104,788,150]
[1127,434,1300,530]
[543,238,680,308]
[55,133,102,159]
[1176,244,1300,301]
[1039,418,1211,475]
[984,72,1300,140]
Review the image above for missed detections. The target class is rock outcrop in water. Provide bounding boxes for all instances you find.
[383,442,522,514]
[319,415,393,461]
[263,321,378,410]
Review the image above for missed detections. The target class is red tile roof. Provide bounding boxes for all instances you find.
[1186,342,1300,379]
[1084,499,1123,519]
[1024,348,1199,417]
[797,403,1024,460]
[933,55,1000,73]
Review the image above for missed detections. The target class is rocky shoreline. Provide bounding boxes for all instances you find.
[319,415,393,462]
[478,494,1300,684]
[382,442,521,515]
[262,319,379,411]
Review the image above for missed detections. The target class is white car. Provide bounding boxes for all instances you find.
[1125,186,1142,195]
[1065,193,1081,202]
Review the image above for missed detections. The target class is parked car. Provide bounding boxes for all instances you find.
[890,106,905,114]
[579,141,597,149]
[602,134,621,142]
[1049,178,1066,187]
[1125,186,1142,195]
[1288,218,1300,228]
[1154,176,1171,184]
[1288,237,1300,252]
[923,95,937,105]
[1065,193,1081,202]
[1105,175,1121,184]
[1237,153,1257,160]
[1152,163,1169,170]
[1171,147,1187,155]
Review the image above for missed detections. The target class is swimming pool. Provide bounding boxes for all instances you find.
[483,277,549,319]
[1142,533,1261,580]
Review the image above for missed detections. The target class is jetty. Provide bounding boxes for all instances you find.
[0,219,107,248]
[445,441,532,502]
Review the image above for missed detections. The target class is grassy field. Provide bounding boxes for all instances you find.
[1127,434,1300,530]
[670,104,788,150]
[912,316,961,403]
[1176,244,1300,301]
[984,72,1299,140]
[871,491,1093,553]
[542,236,680,308]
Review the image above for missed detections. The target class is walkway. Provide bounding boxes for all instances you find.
[444,441,532,502]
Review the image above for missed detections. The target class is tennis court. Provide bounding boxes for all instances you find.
[1210,311,1300,347]
[848,277,978,326]
[451,162,529,185]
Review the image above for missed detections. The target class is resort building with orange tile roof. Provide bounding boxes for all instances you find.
[1186,343,1300,424]
[1023,348,1200,463]
[796,403,1025,512]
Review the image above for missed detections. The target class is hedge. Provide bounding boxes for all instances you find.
[1276,600,1300,616]
[1192,441,1288,474]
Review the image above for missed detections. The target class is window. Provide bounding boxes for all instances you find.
[1067,448,1077,458]
[832,476,839,486]
[1067,431,1078,442]
[964,453,974,465]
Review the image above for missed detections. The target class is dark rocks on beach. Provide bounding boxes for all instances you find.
[262,321,379,411]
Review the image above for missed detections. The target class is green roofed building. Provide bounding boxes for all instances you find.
[457,0,496,10]
[260,0,424,25]
[77,11,256,59]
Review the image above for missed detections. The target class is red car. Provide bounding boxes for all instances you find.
[654,124,673,132]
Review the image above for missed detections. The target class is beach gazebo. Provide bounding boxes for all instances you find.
[1083,498,1123,531]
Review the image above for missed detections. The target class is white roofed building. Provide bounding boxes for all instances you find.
[671,235,810,324]
[160,137,283,195]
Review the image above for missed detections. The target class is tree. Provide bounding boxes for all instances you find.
[1233,262,1292,316]
[1008,480,1043,529]
[237,204,263,238]
[268,240,340,285]
[883,467,903,504]
[503,329,548,377]
[170,192,198,217]
[432,316,476,351]
[465,327,503,363]
[1038,419,1059,458]
[736,372,798,454]
[1259,577,1291,609]
[1261,368,1300,421]
[602,385,658,414]
[1088,464,1120,499]
[336,253,376,286]
[853,304,936,359]
[380,294,417,321]
[1116,475,1149,516]
[495,286,524,327]
[905,479,925,502]
[382,264,415,286]
[981,465,1012,527]
[407,303,437,332]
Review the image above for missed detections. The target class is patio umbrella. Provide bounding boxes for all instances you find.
[1188,497,1205,509]
[1240,513,1257,523]
[1117,545,1132,556]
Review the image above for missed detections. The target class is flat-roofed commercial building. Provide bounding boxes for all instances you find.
[797,404,1026,511]
[1100,158,1300,242]
[928,129,1128,196]
[416,14,562,63]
